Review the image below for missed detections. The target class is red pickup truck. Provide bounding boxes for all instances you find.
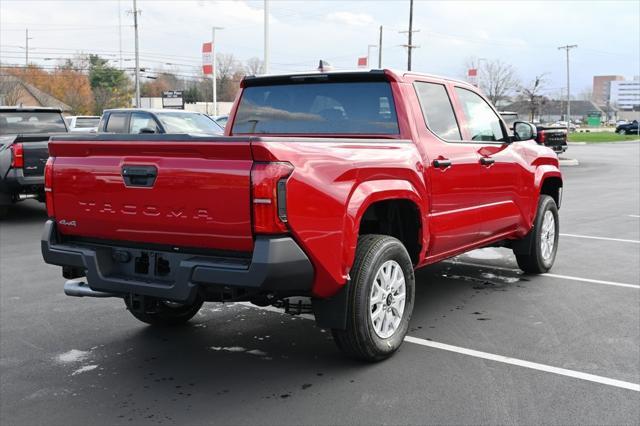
[42,70,562,361]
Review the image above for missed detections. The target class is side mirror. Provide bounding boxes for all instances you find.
[513,121,537,141]
[139,127,156,134]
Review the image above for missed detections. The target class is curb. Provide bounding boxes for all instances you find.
[559,158,579,167]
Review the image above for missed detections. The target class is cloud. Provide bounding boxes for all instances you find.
[326,11,375,27]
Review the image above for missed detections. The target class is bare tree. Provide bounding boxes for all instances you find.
[577,86,593,101]
[518,74,548,121]
[0,75,26,106]
[477,59,520,106]
[216,53,244,102]
[244,57,265,75]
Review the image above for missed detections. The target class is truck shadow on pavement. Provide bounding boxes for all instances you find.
[0,200,47,224]
[46,260,528,424]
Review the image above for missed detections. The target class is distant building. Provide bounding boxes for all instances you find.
[610,77,640,110]
[592,75,624,105]
[504,99,603,123]
[0,75,71,111]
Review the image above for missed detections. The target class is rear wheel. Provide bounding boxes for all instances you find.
[515,195,559,274]
[332,235,415,362]
[0,206,8,220]
[124,296,204,326]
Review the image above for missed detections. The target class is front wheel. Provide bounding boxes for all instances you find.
[332,235,415,362]
[124,296,204,326]
[514,195,559,274]
[618,129,626,135]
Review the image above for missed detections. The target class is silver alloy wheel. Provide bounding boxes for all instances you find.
[370,260,406,339]
[540,210,556,261]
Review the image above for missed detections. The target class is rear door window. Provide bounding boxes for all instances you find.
[105,113,128,133]
[414,82,462,141]
[232,81,399,135]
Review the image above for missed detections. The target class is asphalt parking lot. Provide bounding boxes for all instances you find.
[1,142,638,425]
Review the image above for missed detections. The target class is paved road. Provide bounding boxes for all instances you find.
[1,143,639,425]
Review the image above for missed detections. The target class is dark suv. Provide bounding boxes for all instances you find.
[98,109,223,135]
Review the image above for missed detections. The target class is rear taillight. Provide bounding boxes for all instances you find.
[10,143,24,168]
[537,130,546,144]
[251,162,294,234]
[44,157,55,218]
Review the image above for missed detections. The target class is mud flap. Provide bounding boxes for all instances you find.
[512,225,535,255]
[312,284,349,330]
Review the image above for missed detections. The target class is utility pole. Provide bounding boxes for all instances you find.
[264,0,269,74]
[212,26,224,116]
[132,0,141,108]
[399,0,419,71]
[558,44,577,122]
[25,29,32,65]
[118,0,123,69]
[367,44,377,68]
[378,25,383,68]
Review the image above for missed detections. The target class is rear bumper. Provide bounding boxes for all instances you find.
[0,170,44,204]
[41,220,314,303]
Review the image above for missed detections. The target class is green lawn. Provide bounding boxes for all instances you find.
[568,132,639,143]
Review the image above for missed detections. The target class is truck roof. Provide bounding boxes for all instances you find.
[103,108,204,114]
[242,68,475,88]
[0,106,63,113]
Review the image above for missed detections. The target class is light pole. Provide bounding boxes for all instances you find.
[558,44,577,122]
[367,44,377,68]
[378,26,383,68]
[399,0,419,71]
[264,0,269,74]
[25,29,32,66]
[132,0,141,108]
[212,26,224,116]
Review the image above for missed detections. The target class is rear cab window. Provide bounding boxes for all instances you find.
[231,79,399,135]
[0,111,67,134]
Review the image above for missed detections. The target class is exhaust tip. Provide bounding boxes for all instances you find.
[64,280,118,298]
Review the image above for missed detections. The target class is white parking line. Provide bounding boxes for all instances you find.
[542,273,639,289]
[238,303,640,392]
[560,233,640,244]
[444,260,639,290]
[629,215,640,218]
[404,336,640,392]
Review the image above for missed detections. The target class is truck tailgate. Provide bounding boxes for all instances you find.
[48,139,254,252]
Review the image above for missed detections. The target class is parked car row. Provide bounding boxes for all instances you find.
[0,106,223,217]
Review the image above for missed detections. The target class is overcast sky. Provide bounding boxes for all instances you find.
[1,0,639,96]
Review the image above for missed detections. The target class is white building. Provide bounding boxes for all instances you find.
[610,77,640,110]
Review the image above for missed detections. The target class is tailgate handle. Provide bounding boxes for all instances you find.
[122,165,157,187]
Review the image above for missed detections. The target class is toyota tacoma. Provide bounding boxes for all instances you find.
[42,70,562,361]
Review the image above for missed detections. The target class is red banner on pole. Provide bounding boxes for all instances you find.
[357,56,367,68]
[467,68,477,77]
[202,42,213,75]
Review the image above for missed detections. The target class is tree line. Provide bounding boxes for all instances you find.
[0,53,264,115]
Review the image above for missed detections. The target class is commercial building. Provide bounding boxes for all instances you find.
[592,75,624,105]
[610,77,640,110]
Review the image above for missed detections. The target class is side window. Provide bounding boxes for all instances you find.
[130,113,160,133]
[454,87,507,142]
[414,82,462,141]
[105,113,128,133]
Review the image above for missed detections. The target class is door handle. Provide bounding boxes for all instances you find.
[480,157,495,166]
[122,165,158,187]
[433,159,452,169]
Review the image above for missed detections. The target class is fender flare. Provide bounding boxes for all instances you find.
[341,179,427,277]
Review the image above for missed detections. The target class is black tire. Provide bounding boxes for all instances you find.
[124,296,204,326]
[0,206,8,220]
[515,195,559,274]
[332,235,415,362]
[619,129,626,135]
